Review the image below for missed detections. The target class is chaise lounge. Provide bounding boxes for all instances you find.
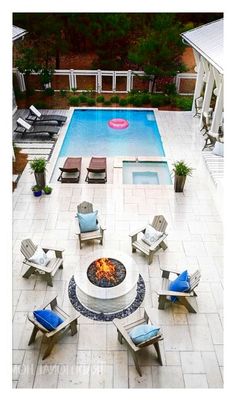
[85,157,107,183]
[26,105,67,126]
[14,117,59,138]
[57,157,82,183]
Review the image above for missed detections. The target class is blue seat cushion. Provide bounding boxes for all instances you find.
[77,211,99,233]
[129,323,160,345]
[168,270,190,302]
[33,309,64,331]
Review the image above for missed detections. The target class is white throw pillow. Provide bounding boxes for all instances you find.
[28,246,50,266]
[142,224,163,246]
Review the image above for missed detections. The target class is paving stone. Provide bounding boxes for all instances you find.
[189,325,214,351]
[201,351,223,388]
[214,345,224,367]
[165,351,181,366]
[33,364,59,388]
[78,324,106,350]
[180,351,205,373]
[129,366,152,388]
[17,350,40,388]
[39,344,77,365]
[89,364,113,388]
[206,314,223,345]
[184,374,208,388]
[152,366,184,388]
[57,364,90,388]
[162,325,192,351]
[114,351,128,388]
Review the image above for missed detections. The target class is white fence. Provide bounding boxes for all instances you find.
[13,68,196,95]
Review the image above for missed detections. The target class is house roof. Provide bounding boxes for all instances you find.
[181,19,223,74]
[12,25,27,42]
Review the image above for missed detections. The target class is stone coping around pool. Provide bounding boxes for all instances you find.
[46,107,160,182]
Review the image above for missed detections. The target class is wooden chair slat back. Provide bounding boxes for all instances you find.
[77,201,93,214]
[21,239,37,260]
[152,215,168,233]
[189,270,201,291]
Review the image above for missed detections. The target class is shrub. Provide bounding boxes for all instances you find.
[103,100,111,106]
[164,83,177,96]
[126,95,135,105]
[172,160,193,176]
[110,95,120,104]
[173,96,193,111]
[150,94,170,107]
[141,93,150,105]
[96,95,104,103]
[87,98,96,106]
[119,98,128,106]
[69,96,80,106]
[79,95,88,103]
[34,101,47,109]
[71,87,77,93]
[44,88,55,96]
[60,89,67,97]
[132,96,143,107]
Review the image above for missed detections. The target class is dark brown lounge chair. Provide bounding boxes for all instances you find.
[85,157,107,183]
[57,157,82,183]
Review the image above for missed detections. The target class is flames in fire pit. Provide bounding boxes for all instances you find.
[87,258,126,288]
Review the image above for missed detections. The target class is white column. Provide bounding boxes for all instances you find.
[192,54,205,113]
[200,65,215,128]
[16,70,26,92]
[97,69,102,93]
[127,70,132,92]
[112,72,116,92]
[211,80,223,133]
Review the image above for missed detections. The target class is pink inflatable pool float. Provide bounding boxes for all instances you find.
[108,118,129,129]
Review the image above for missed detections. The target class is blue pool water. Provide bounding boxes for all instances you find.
[59,109,165,157]
[123,161,172,185]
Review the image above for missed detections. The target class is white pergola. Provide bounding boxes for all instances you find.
[181,19,223,134]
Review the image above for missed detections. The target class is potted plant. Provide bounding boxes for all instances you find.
[31,185,42,197]
[30,158,47,189]
[43,185,53,195]
[172,160,193,192]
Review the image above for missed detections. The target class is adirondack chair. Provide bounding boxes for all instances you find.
[129,215,168,265]
[113,308,164,376]
[76,201,106,249]
[156,267,201,313]
[20,239,64,287]
[28,296,80,359]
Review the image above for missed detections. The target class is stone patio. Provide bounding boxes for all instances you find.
[12,111,223,388]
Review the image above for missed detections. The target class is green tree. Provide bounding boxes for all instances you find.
[128,14,186,92]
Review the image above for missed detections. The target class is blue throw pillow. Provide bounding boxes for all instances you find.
[129,324,160,345]
[77,211,98,233]
[33,309,64,331]
[169,270,190,302]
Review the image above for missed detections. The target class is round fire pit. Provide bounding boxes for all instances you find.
[87,258,126,288]
[74,251,139,313]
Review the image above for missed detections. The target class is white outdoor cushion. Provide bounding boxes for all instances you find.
[17,117,31,130]
[142,224,163,246]
[30,105,41,118]
[28,246,50,266]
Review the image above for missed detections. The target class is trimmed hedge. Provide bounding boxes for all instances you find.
[96,95,104,103]
[119,98,128,106]
[87,98,96,106]
[69,96,80,106]
[110,95,120,103]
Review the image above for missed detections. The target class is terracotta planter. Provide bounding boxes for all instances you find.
[34,172,46,189]
[174,175,186,192]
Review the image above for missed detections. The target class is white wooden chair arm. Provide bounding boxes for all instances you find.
[129,226,146,238]
[46,312,81,338]
[160,266,181,276]
[157,289,192,297]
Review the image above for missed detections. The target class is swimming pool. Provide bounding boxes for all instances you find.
[59,109,165,157]
[123,161,172,185]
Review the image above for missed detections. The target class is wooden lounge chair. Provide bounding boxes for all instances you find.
[85,157,107,183]
[26,105,67,126]
[20,239,64,287]
[28,296,80,359]
[76,201,105,248]
[129,215,168,265]
[14,117,59,138]
[113,308,164,376]
[156,267,201,313]
[57,157,82,183]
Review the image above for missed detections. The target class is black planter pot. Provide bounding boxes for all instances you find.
[174,175,186,192]
[34,172,46,189]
